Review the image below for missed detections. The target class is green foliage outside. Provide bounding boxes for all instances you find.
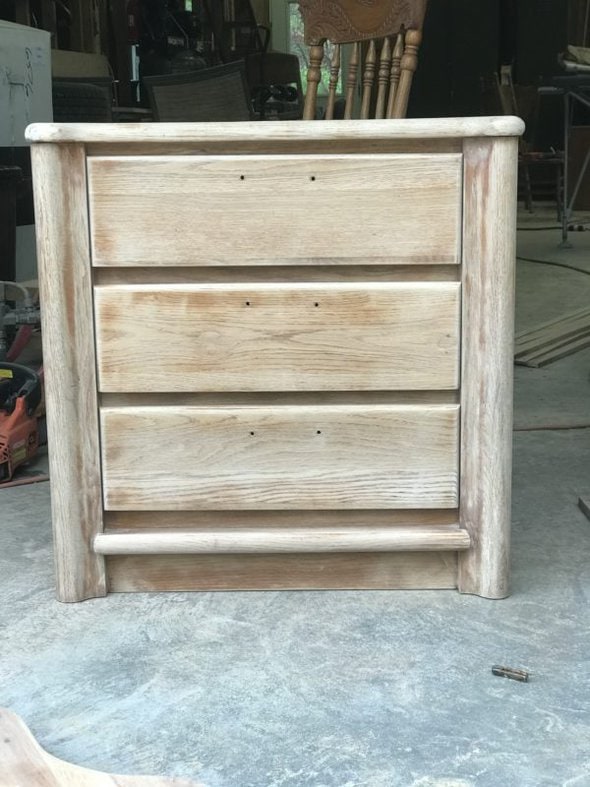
[288,4,342,95]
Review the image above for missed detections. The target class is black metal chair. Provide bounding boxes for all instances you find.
[52,80,113,122]
[143,61,254,122]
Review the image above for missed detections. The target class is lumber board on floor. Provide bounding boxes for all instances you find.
[0,708,199,786]
[514,306,590,367]
[520,333,590,367]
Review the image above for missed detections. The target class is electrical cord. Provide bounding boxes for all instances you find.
[514,424,590,431]
[517,223,590,231]
[516,256,590,276]
[517,226,561,231]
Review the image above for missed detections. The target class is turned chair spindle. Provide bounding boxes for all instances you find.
[299,0,427,120]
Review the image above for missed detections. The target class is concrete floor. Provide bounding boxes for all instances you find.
[1,214,590,787]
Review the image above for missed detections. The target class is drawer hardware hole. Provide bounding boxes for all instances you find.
[310,175,316,181]
[245,301,251,306]
[314,302,319,307]
[240,175,245,180]
[316,430,322,434]
[249,431,255,436]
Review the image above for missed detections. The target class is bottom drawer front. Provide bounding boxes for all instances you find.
[100,404,459,510]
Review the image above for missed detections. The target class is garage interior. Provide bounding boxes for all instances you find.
[1,1,590,785]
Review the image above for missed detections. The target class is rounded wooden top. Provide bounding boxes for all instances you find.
[26,117,525,144]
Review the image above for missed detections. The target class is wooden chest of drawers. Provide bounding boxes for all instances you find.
[27,117,523,602]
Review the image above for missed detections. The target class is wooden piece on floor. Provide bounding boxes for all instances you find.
[0,470,49,489]
[518,333,590,368]
[514,306,590,350]
[107,552,458,592]
[514,306,590,367]
[578,497,590,521]
[0,708,199,787]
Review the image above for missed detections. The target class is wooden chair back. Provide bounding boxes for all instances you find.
[299,0,428,120]
[143,62,253,122]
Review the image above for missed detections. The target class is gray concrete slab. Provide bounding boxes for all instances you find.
[1,215,589,786]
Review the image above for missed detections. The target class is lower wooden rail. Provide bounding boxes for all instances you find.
[93,525,470,555]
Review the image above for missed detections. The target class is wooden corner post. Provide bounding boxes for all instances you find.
[31,142,106,602]
[458,136,519,599]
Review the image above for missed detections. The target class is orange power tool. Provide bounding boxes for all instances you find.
[0,363,42,483]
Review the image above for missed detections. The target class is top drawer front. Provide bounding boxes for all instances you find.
[87,154,462,266]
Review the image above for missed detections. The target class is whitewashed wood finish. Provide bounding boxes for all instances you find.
[94,525,470,554]
[87,154,462,265]
[100,392,459,407]
[84,139,464,158]
[94,264,460,284]
[458,137,519,599]
[93,260,461,286]
[103,509,460,530]
[100,405,460,510]
[30,143,106,603]
[26,117,525,144]
[27,118,523,598]
[94,282,461,392]
[0,708,198,787]
[107,552,458,592]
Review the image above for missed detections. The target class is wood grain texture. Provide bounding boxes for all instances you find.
[94,525,470,554]
[0,708,198,787]
[514,307,590,367]
[100,404,460,510]
[375,36,392,119]
[107,552,458,591]
[514,306,590,353]
[84,139,464,158]
[103,509,460,530]
[99,391,459,407]
[26,117,526,145]
[30,143,106,603]
[87,154,462,266]
[93,264,461,284]
[299,0,428,45]
[361,39,377,118]
[458,137,519,599]
[94,282,460,392]
[392,29,421,119]
[519,334,590,367]
[325,43,341,120]
[29,121,523,598]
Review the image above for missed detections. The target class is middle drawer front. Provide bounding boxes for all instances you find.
[100,404,460,510]
[94,282,460,392]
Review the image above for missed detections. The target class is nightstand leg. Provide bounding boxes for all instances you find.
[31,143,106,602]
[458,137,518,599]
